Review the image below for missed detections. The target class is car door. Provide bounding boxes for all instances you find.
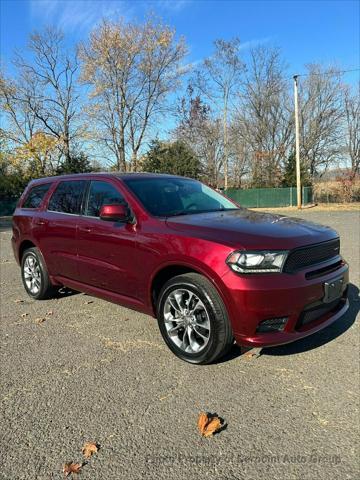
[76,179,139,300]
[40,180,87,281]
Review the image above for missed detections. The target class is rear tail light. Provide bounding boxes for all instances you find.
[256,317,288,333]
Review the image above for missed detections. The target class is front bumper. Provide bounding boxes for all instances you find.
[221,258,349,348]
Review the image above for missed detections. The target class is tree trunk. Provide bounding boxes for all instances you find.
[131,151,138,172]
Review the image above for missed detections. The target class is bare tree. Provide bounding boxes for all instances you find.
[343,83,360,177]
[174,84,223,186]
[298,65,344,177]
[234,46,293,187]
[195,38,244,188]
[0,71,38,147]
[12,27,80,163]
[0,73,62,176]
[227,125,251,188]
[79,17,187,171]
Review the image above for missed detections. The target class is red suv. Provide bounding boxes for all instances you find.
[12,173,349,364]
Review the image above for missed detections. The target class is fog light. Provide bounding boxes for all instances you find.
[256,317,288,333]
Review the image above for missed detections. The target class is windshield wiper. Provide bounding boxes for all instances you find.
[166,207,239,218]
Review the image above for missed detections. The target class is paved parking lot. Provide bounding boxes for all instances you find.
[0,210,359,480]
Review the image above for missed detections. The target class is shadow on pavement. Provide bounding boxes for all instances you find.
[53,286,80,299]
[263,282,359,356]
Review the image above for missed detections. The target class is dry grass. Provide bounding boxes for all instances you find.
[313,179,360,203]
[251,203,360,213]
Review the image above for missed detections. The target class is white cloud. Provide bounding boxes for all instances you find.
[29,0,191,33]
[239,37,272,51]
[29,0,131,34]
[155,0,191,12]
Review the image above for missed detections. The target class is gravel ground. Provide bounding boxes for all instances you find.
[0,210,359,480]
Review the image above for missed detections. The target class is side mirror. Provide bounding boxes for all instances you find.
[99,204,128,222]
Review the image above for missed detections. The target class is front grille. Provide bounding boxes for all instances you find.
[305,260,343,280]
[284,238,340,273]
[296,298,344,330]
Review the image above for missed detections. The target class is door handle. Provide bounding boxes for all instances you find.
[34,219,46,226]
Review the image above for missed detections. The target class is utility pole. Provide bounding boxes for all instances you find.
[293,75,302,209]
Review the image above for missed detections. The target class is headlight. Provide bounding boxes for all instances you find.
[226,250,288,273]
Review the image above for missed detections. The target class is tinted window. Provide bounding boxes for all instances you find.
[123,177,237,217]
[85,181,126,217]
[48,181,86,214]
[23,183,51,209]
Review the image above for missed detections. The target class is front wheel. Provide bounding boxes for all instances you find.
[157,273,234,364]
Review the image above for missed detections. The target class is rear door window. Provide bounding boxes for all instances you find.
[48,180,87,215]
[22,183,51,209]
[84,181,126,217]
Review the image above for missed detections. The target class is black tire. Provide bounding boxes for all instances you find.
[21,247,56,300]
[157,273,234,364]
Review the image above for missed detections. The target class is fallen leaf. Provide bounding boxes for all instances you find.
[46,310,53,316]
[82,441,99,459]
[203,417,222,437]
[243,348,262,359]
[21,313,29,318]
[63,462,82,476]
[197,412,209,435]
[244,351,255,359]
[34,317,46,324]
[15,299,24,303]
[318,417,329,426]
[197,412,223,437]
[84,300,94,305]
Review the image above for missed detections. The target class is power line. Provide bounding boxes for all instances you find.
[293,68,360,78]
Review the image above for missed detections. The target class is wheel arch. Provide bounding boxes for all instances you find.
[149,262,229,317]
[19,239,37,262]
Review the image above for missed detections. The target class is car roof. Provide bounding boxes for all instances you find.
[28,172,187,185]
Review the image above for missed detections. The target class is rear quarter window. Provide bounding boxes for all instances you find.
[22,183,52,209]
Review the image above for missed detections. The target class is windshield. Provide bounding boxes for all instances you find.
[123,177,238,217]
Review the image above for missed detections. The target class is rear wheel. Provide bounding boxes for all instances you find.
[157,273,233,364]
[21,247,55,300]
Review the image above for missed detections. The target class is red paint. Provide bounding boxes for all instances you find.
[12,173,349,348]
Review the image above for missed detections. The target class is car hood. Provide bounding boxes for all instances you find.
[165,209,338,250]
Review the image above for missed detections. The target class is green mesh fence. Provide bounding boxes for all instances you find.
[225,187,313,208]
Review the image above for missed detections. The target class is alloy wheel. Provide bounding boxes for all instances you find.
[23,254,41,295]
[163,288,211,353]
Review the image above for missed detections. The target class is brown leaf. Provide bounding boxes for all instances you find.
[34,317,46,324]
[244,351,256,359]
[82,441,99,459]
[63,462,82,476]
[197,412,223,437]
[203,417,222,437]
[15,299,24,303]
[84,300,94,305]
[21,313,29,318]
[197,412,209,435]
[46,310,53,316]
